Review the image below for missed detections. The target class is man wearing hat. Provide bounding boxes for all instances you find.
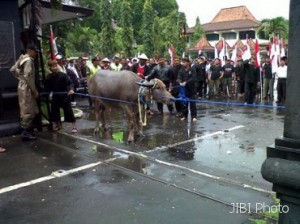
[101,58,110,70]
[131,53,150,79]
[10,44,39,140]
[131,53,153,114]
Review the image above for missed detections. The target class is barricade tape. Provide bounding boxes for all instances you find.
[40,91,286,110]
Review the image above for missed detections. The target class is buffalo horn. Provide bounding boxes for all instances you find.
[135,81,155,88]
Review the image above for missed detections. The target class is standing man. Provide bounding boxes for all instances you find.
[276,57,288,104]
[178,57,197,122]
[235,58,245,98]
[208,58,223,99]
[171,56,183,117]
[146,55,174,115]
[263,58,273,101]
[222,58,235,98]
[131,53,153,115]
[194,56,207,99]
[10,44,39,140]
[244,57,260,104]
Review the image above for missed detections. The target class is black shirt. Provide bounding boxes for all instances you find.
[210,65,222,80]
[147,64,174,82]
[264,63,272,79]
[194,62,207,81]
[177,67,197,96]
[235,65,245,80]
[44,72,74,101]
[222,64,235,78]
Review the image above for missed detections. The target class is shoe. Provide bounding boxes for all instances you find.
[147,110,154,115]
[180,117,187,121]
[192,118,197,122]
[21,131,37,140]
[71,128,78,134]
[175,113,182,117]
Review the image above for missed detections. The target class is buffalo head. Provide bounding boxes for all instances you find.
[136,79,174,105]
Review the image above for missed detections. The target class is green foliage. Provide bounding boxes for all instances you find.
[258,17,289,40]
[98,0,116,57]
[191,17,204,46]
[120,1,134,57]
[44,0,187,59]
[153,16,163,56]
[141,0,155,56]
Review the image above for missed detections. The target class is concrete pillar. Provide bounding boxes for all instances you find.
[261,1,300,223]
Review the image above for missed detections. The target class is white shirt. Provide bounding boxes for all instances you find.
[276,65,287,79]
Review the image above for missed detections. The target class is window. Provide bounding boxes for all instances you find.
[239,31,255,39]
[206,33,219,41]
[221,32,237,40]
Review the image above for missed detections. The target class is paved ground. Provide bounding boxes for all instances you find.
[0,98,284,224]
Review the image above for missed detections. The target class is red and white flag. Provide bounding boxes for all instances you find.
[219,39,226,66]
[242,39,251,61]
[214,44,218,59]
[280,38,286,57]
[50,25,58,60]
[231,43,237,66]
[168,44,175,65]
[254,39,261,67]
[270,37,279,74]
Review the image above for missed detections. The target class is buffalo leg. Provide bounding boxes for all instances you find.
[94,100,101,133]
[124,106,135,142]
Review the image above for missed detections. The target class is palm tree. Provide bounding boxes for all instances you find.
[258,17,289,39]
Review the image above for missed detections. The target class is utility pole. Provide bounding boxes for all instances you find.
[261,0,300,223]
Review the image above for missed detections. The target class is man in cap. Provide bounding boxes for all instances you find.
[10,44,39,140]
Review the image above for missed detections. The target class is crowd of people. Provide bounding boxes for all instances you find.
[7,43,288,143]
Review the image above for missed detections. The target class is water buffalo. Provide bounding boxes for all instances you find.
[88,70,174,142]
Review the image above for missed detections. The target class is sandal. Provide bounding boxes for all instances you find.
[0,147,7,153]
[53,123,61,131]
[71,128,78,133]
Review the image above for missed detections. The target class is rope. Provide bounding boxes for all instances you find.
[40,91,286,110]
[137,88,147,126]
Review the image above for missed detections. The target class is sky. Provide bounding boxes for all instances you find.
[176,0,290,27]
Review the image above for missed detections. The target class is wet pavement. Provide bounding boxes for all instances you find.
[0,98,284,224]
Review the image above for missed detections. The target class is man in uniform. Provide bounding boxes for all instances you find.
[177,57,197,122]
[10,44,39,140]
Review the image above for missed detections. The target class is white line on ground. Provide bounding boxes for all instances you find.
[144,125,245,153]
[60,126,275,195]
[0,162,102,195]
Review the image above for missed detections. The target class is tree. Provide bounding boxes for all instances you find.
[141,0,154,56]
[120,1,134,57]
[153,16,163,56]
[258,17,289,39]
[191,17,204,46]
[98,0,115,57]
